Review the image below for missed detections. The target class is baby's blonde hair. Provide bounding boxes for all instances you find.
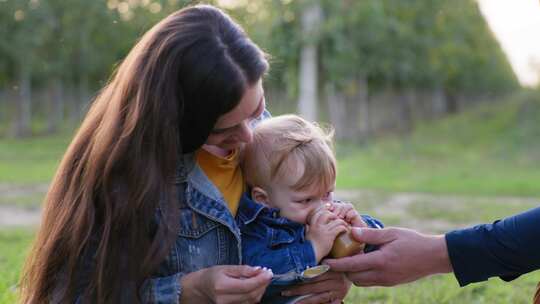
[242,114,336,195]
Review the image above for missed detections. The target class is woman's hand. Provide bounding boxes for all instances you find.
[281,270,351,304]
[180,265,273,304]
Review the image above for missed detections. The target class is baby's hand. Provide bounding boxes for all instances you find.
[328,201,367,228]
[306,207,348,262]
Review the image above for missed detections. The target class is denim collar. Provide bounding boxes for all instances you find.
[236,193,266,225]
[237,193,307,247]
[174,152,240,237]
[174,153,225,202]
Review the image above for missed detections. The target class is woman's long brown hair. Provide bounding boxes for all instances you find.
[20,5,268,303]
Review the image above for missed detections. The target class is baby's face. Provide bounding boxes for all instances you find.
[266,178,334,224]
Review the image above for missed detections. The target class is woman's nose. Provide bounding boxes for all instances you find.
[236,121,253,143]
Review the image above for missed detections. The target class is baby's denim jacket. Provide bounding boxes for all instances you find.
[235,193,384,304]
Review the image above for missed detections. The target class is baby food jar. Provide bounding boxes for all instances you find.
[330,226,365,258]
[306,204,365,258]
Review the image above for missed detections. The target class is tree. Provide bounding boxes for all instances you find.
[1,0,51,137]
[297,1,322,121]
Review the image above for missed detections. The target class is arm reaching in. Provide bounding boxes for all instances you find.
[324,227,453,286]
[326,207,540,287]
[446,207,540,286]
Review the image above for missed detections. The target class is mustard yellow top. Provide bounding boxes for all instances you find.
[196,148,244,216]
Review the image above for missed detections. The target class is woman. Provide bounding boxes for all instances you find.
[20,5,350,303]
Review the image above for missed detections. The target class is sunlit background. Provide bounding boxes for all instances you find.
[478,0,540,87]
[1,1,539,303]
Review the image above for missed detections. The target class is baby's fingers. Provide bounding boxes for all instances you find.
[311,209,338,225]
[327,219,349,235]
[346,209,365,227]
[335,203,354,219]
[319,210,339,224]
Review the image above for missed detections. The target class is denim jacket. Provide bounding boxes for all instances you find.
[60,153,243,304]
[139,153,243,303]
[140,109,272,302]
[236,193,384,304]
[59,111,274,303]
[236,193,317,274]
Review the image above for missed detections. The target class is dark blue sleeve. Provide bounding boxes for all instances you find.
[361,214,384,253]
[445,207,540,287]
[361,214,384,229]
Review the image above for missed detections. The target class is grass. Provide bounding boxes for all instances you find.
[2,195,540,303]
[0,134,70,207]
[0,134,71,184]
[346,272,540,304]
[406,198,539,224]
[336,91,540,197]
[0,229,34,304]
[338,190,540,233]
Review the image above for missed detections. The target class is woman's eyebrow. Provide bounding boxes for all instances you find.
[211,96,264,133]
[211,125,236,134]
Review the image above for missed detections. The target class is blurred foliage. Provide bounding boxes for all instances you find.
[224,0,519,95]
[0,0,195,90]
[0,0,518,95]
[0,0,522,140]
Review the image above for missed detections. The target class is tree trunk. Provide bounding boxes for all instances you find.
[325,76,370,141]
[397,88,415,133]
[431,85,446,118]
[297,1,322,121]
[73,21,90,123]
[0,89,6,136]
[356,76,370,139]
[69,85,79,124]
[11,66,32,137]
[78,74,89,119]
[444,89,459,114]
[47,79,64,134]
[325,84,347,140]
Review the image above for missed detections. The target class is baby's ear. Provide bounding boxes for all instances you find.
[251,187,269,205]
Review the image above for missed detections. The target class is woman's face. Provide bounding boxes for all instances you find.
[205,79,265,151]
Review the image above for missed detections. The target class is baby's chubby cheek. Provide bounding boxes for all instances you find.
[299,214,310,225]
[287,210,309,225]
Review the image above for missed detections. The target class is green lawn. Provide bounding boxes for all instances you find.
[0,135,71,184]
[0,229,34,304]
[337,91,540,197]
[346,272,540,304]
[2,210,540,304]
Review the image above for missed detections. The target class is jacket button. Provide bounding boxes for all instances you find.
[272,211,278,218]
